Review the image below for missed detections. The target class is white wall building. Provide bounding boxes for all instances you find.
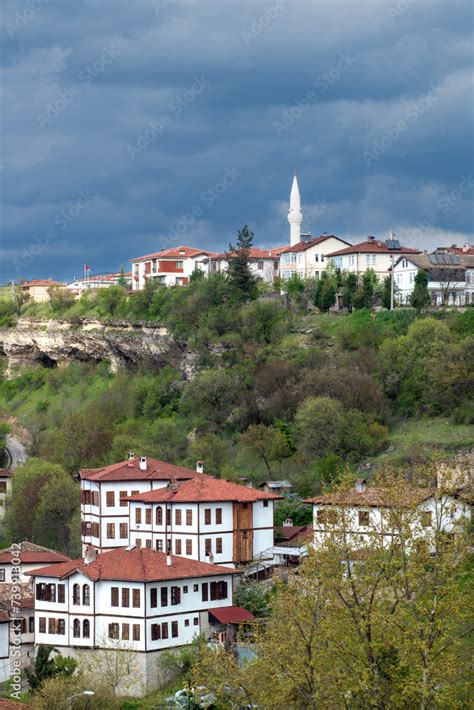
[306,479,471,550]
[279,234,351,281]
[30,546,240,695]
[392,252,474,306]
[328,236,421,279]
[130,246,218,290]
[210,247,287,285]
[0,542,70,584]
[0,584,36,687]
[125,476,280,567]
[80,455,208,554]
[0,469,12,521]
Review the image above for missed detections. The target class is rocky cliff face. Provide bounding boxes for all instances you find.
[0,319,198,378]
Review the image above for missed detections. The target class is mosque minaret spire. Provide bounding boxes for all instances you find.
[288,175,303,246]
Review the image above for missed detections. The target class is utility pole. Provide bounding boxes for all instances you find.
[390,254,394,310]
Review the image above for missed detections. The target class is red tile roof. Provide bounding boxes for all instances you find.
[327,239,420,257]
[130,246,218,263]
[0,469,12,478]
[28,547,239,583]
[0,542,70,564]
[306,487,436,508]
[80,457,208,482]
[215,246,289,260]
[280,235,351,254]
[126,476,281,503]
[437,244,474,256]
[21,279,64,288]
[0,583,34,610]
[209,606,255,624]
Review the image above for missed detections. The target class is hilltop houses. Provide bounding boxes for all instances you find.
[392,251,474,306]
[327,236,421,279]
[130,246,218,290]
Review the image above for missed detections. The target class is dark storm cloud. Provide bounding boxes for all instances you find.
[1,0,473,280]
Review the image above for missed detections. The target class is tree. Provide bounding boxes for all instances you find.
[239,423,291,478]
[80,638,141,696]
[32,675,120,710]
[234,578,271,617]
[191,468,472,709]
[274,498,313,526]
[226,225,258,302]
[294,396,346,460]
[341,272,358,311]
[410,269,431,311]
[48,287,76,313]
[5,458,80,556]
[181,369,241,432]
[95,286,127,318]
[117,265,128,288]
[381,275,393,310]
[354,268,377,310]
[25,645,77,691]
[285,273,305,304]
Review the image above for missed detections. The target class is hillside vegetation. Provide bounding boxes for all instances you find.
[0,273,472,553]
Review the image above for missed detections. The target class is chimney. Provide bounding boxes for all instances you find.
[355,479,367,494]
[128,451,135,460]
[196,460,204,474]
[84,545,97,565]
[166,554,172,566]
[283,518,293,527]
[368,235,375,241]
[206,552,214,564]
[139,456,147,471]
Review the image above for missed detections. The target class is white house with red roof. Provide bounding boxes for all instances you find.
[125,476,280,567]
[327,235,421,279]
[210,246,288,285]
[29,546,243,694]
[80,454,208,554]
[279,235,352,280]
[306,479,470,549]
[130,246,218,290]
[0,542,71,584]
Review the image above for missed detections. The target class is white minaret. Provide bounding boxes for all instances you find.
[288,175,303,246]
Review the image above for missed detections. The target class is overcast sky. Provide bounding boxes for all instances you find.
[1,0,473,281]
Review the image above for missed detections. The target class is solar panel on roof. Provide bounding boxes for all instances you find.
[385,239,401,250]
[429,252,461,265]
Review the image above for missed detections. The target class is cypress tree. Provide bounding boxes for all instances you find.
[227,225,258,302]
[410,269,431,311]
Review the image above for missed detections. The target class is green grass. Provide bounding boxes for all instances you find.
[373,417,474,466]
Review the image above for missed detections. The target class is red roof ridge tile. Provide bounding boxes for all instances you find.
[29,547,240,582]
